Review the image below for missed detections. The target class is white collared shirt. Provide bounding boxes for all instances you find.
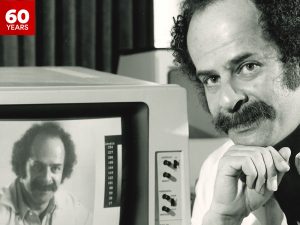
[0,179,92,225]
[191,140,288,225]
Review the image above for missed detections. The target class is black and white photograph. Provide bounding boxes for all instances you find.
[0,0,299,225]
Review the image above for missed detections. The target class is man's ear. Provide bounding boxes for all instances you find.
[283,58,300,90]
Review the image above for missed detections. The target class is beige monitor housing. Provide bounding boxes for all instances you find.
[0,67,190,225]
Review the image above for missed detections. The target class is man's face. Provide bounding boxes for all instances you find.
[187,0,300,146]
[22,134,65,207]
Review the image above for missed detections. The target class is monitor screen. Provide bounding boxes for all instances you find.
[0,102,149,225]
[0,117,122,224]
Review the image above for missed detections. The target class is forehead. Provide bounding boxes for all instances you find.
[187,0,275,68]
[30,134,65,164]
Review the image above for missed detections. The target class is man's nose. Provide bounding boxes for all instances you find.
[41,166,53,183]
[219,82,248,113]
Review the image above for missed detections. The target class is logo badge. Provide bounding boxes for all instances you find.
[0,0,35,35]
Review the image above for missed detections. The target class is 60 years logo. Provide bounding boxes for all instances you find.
[0,0,35,35]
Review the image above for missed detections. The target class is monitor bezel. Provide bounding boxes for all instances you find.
[0,102,149,225]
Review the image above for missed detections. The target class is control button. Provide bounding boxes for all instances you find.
[163,160,172,167]
[170,198,177,207]
[162,194,171,200]
[173,160,179,169]
[163,172,171,178]
[162,206,171,213]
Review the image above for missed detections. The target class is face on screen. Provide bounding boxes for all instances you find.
[22,134,65,207]
[0,118,122,224]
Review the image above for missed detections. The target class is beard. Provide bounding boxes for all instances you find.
[213,101,276,134]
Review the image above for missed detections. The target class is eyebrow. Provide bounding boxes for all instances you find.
[50,164,63,167]
[196,70,219,80]
[226,53,253,68]
[32,160,63,167]
[196,52,254,78]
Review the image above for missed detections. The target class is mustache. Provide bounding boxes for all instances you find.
[31,179,57,192]
[213,101,276,134]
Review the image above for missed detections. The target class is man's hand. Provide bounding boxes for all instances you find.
[203,146,291,225]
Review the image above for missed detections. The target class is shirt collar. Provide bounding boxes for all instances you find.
[16,179,30,219]
[1,179,57,220]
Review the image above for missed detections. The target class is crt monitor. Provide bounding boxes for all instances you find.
[0,67,190,225]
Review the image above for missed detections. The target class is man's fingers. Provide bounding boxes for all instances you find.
[261,150,277,192]
[220,155,264,193]
[249,152,266,194]
[295,152,300,175]
[226,146,290,194]
[242,157,257,189]
[277,147,291,162]
[267,147,290,186]
[268,147,290,172]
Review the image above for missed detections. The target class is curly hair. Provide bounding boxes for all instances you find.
[171,0,300,111]
[11,122,77,183]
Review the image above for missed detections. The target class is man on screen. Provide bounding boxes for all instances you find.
[0,122,91,225]
[171,0,300,224]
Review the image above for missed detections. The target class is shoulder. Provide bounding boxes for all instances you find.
[191,140,234,225]
[200,139,234,174]
[195,139,234,193]
[0,204,12,224]
[55,190,87,210]
[0,187,14,224]
[54,190,91,224]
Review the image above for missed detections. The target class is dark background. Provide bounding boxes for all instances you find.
[0,0,154,73]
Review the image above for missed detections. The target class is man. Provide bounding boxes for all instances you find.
[171,0,300,224]
[0,122,91,225]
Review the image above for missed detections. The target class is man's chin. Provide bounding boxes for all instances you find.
[228,122,273,146]
[32,190,54,204]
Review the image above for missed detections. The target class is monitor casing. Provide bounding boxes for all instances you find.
[0,67,190,225]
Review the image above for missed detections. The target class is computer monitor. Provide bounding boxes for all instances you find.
[0,67,190,225]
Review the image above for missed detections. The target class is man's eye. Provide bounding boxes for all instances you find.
[202,76,220,87]
[51,166,62,174]
[238,62,261,75]
[32,163,43,171]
